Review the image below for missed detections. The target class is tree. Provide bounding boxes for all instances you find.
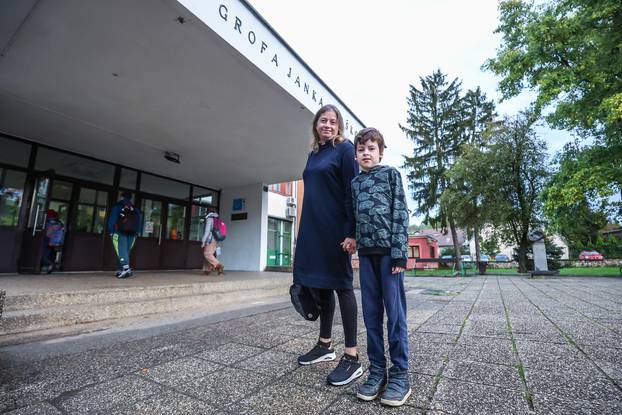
[484,0,622,222]
[401,70,465,270]
[464,112,549,272]
[480,232,501,257]
[484,0,622,142]
[543,142,610,249]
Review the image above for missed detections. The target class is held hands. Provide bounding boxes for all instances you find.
[392,266,405,275]
[341,237,356,254]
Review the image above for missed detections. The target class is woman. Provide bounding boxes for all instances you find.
[201,209,224,276]
[293,104,362,386]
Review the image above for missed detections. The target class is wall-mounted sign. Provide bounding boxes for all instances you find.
[232,197,246,212]
[177,0,365,137]
[144,221,154,234]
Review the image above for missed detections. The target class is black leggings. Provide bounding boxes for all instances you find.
[316,288,358,348]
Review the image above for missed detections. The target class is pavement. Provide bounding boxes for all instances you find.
[1,275,621,414]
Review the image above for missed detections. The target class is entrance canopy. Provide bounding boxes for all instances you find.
[0,0,364,189]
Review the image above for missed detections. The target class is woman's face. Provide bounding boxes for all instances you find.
[315,110,339,142]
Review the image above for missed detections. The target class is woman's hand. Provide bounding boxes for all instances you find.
[341,237,357,254]
[392,266,405,274]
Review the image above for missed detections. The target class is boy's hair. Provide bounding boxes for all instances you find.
[354,127,386,155]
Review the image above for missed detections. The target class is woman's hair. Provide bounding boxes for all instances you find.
[311,104,346,152]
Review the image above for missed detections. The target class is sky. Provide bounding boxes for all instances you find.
[248,0,573,225]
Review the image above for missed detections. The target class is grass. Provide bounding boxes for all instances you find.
[405,266,621,276]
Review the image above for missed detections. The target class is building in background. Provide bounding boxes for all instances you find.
[0,0,364,273]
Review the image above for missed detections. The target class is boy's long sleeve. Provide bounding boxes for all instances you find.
[389,169,409,268]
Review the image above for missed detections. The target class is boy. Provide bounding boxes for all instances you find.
[351,127,411,406]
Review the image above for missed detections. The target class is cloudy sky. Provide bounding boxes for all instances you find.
[248,0,572,224]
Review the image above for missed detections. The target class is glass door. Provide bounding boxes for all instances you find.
[19,174,55,272]
[134,198,163,269]
[64,186,108,271]
[160,202,187,268]
[267,218,292,267]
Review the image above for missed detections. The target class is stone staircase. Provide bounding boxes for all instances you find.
[0,275,291,345]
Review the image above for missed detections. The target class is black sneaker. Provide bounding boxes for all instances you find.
[298,342,336,365]
[327,354,363,386]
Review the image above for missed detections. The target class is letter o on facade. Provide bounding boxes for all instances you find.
[248,30,256,44]
[219,4,228,21]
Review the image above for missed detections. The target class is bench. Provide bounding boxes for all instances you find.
[411,258,476,277]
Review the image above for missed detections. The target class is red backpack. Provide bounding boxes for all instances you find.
[211,216,227,241]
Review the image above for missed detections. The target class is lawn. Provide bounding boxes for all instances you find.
[405,266,621,277]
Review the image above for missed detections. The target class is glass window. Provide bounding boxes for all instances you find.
[35,147,115,185]
[119,168,137,190]
[192,186,217,207]
[409,246,420,258]
[48,200,70,226]
[141,174,189,200]
[51,180,73,201]
[166,203,185,240]
[0,136,31,167]
[0,168,26,226]
[189,204,210,241]
[75,188,107,233]
[141,199,162,238]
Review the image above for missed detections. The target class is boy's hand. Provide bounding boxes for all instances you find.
[391,266,405,274]
[341,237,356,254]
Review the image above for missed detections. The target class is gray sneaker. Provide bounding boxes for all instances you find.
[380,366,412,406]
[356,363,388,401]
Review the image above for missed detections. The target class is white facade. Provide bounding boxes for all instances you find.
[0,0,364,271]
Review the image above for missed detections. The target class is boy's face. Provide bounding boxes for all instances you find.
[356,140,382,171]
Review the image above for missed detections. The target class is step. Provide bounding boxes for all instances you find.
[0,277,291,341]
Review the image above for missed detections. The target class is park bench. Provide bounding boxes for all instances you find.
[411,258,476,277]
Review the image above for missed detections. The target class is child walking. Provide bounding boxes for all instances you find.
[351,127,411,406]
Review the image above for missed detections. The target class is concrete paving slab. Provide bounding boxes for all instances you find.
[443,359,523,390]
[138,356,222,385]
[111,390,218,414]
[324,394,425,414]
[430,377,531,414]
[232,380,336,414]
[232,349,300,378]
[52,375,164,414]
[3,403,61,415]
[195,342,266,365]
[451,337,515,365]
[174,367,270,407]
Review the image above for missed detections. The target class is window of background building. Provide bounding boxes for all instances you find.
[0,168,26,226]
[0,136,31,168]
[409,246,420,258]
[35,148,115,185]
[141,174,189,200]
[189,186,218,241]
[75,188,108,234]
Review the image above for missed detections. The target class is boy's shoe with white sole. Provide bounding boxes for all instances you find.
[327,354,363,386]
[380,366,412,406]
[356,363,388,400]
[298,342,336,365]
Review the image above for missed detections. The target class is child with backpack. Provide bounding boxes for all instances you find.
[351,128,411,406]
[201,208,226,276]
[107,192,141,278]
[42,209,65,274]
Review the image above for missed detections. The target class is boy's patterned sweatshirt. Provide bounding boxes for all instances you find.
[351,165,409,267]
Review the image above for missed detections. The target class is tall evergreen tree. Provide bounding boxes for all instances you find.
[401,70,465,270]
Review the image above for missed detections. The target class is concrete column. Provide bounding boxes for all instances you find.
[219,183,268,271]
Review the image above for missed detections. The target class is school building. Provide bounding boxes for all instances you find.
[0,0,364,273]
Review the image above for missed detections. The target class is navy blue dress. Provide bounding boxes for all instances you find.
[293,140,359,290]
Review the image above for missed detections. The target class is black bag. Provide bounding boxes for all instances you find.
[289,284,321,321]
[117,203,140,235]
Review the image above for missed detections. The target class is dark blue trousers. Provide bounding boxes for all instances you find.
[359,254,409,370]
